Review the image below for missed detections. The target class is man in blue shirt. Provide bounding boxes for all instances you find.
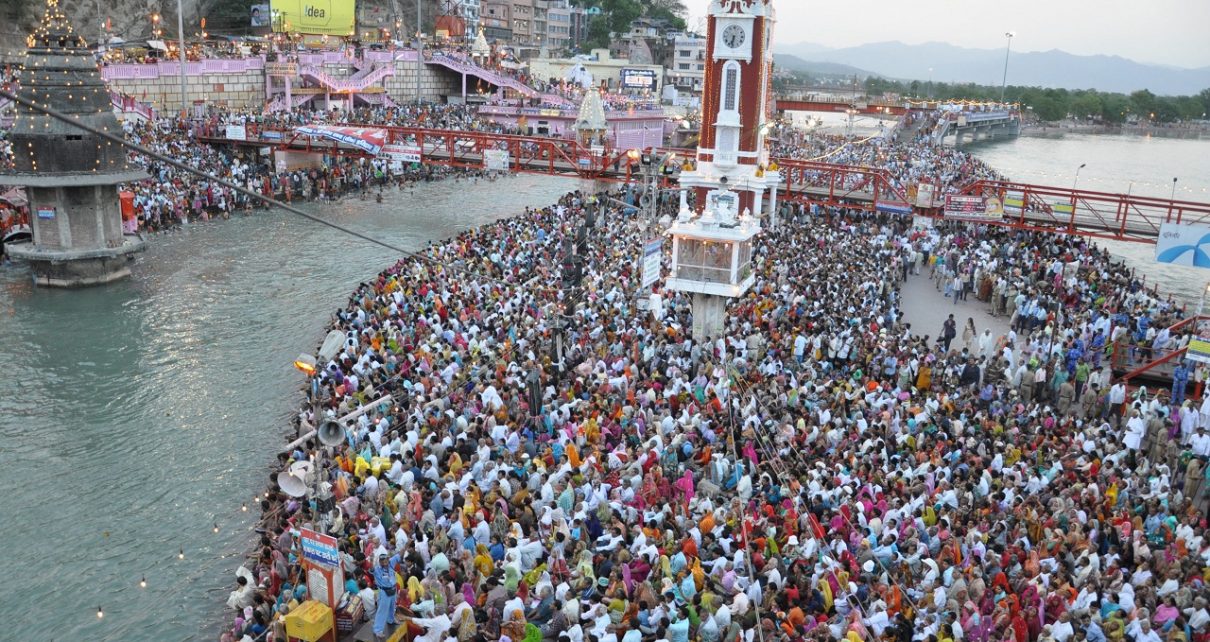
[371,552,402,640]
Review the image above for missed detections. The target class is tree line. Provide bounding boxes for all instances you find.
[860,75,1210,124]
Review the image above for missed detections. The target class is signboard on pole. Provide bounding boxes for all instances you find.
[484,149,510,172]
[641,238,662,289]
[1186,337,1210,364]
[225,124,247,140]
[300,528,340,569]
[943,194,1003,222]
[1156,222,1210,268]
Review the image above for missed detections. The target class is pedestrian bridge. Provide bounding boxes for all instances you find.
[194,124,1208,244]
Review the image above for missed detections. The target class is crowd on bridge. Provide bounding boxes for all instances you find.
[115,105,512,231]
[768,123,1005,197]
[219,183,1210,642]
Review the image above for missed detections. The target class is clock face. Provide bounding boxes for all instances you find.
[722,24,746,49]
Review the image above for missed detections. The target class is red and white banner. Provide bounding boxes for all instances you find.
[295,125,387,155]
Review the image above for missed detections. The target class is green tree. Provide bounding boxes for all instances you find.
[1130,89,1158,119]
[1100,93,1129,123]
[585,16,611,49]
[1069,92,1102,121]
[646,0,688,30]
[604,0,641,32]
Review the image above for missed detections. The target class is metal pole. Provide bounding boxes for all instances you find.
[415,0,422,104]
[176,0,188,115]
[999,32,1013,103]
[1072,163,1085,191]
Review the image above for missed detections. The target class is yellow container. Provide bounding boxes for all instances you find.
[284,599,334,642]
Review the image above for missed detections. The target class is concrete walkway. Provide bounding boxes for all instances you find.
[899,271,1012,349]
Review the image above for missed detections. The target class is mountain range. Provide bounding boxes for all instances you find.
[774,41,1210,95]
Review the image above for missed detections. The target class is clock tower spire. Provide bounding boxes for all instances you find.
[662,0,780,341]
[678,0,780,224]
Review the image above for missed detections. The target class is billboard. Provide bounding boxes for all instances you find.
[381,144,421,163]
[1156,222,1210,268]
[943,194,1003,222]
[250,4,270,27]
[484,149,510,172]
[1187,337,1210,364]
[269,0,356,36]
[620,68,658,91]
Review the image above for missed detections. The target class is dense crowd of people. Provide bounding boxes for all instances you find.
[116,105,509,231]
[768,124,1006,196]
[219,183,1210,642]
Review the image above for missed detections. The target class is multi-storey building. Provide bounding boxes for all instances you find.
[668,35,707,98]
[511,0,534,47]
[481,0,512,43]
[545,0,571,51]
[461,0,481,40]
[532,0,548,48]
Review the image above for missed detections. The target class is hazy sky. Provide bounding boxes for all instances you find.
[687,0,1210,69]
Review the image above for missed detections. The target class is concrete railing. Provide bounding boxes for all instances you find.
[110,90,158,120]
[101,57,265,80]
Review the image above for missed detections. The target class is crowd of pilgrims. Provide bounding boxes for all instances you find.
[220,188,1210,642]
[118,104,508,231]
[101,99,1010,233]
[767,125,1005,196]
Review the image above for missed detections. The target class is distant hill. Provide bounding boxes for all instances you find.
[776,40,1210,95]
[771,54,877,79]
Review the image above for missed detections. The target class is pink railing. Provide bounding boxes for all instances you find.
[101,57,265,80]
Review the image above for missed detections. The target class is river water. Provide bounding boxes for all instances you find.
[0,174,583,641]
[0,134,1206,641]
[972,133,1210,303]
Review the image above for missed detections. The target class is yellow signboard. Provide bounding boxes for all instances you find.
[1187,337,1210,364]
[270,0,356,36]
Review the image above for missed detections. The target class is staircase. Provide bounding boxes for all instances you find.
[359,93,397,107]
[1113,314,1207,389]
[426,54,574,107]
[109,90,158,121]
[299,64,394,95]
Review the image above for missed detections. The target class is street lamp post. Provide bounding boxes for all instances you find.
[1000,31,1014,103]
[1171,177,1179,201]
[176,0,188,116]
[927,67,933,99]
[1197,281,1210,321]
[415,0,422,104]
[1073,163,1086,191]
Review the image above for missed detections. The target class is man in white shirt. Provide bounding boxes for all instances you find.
[1192,426,1210,457]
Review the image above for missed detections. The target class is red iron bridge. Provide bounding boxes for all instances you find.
[197,123,1210,245]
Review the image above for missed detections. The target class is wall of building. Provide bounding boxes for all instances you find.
[102,55,463,111]
[384,61,462,103]
[103,64,268,111]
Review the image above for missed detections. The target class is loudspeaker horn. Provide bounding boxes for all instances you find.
[279,471,309,498]
[318,420,345,447]
[289,460,315,478]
